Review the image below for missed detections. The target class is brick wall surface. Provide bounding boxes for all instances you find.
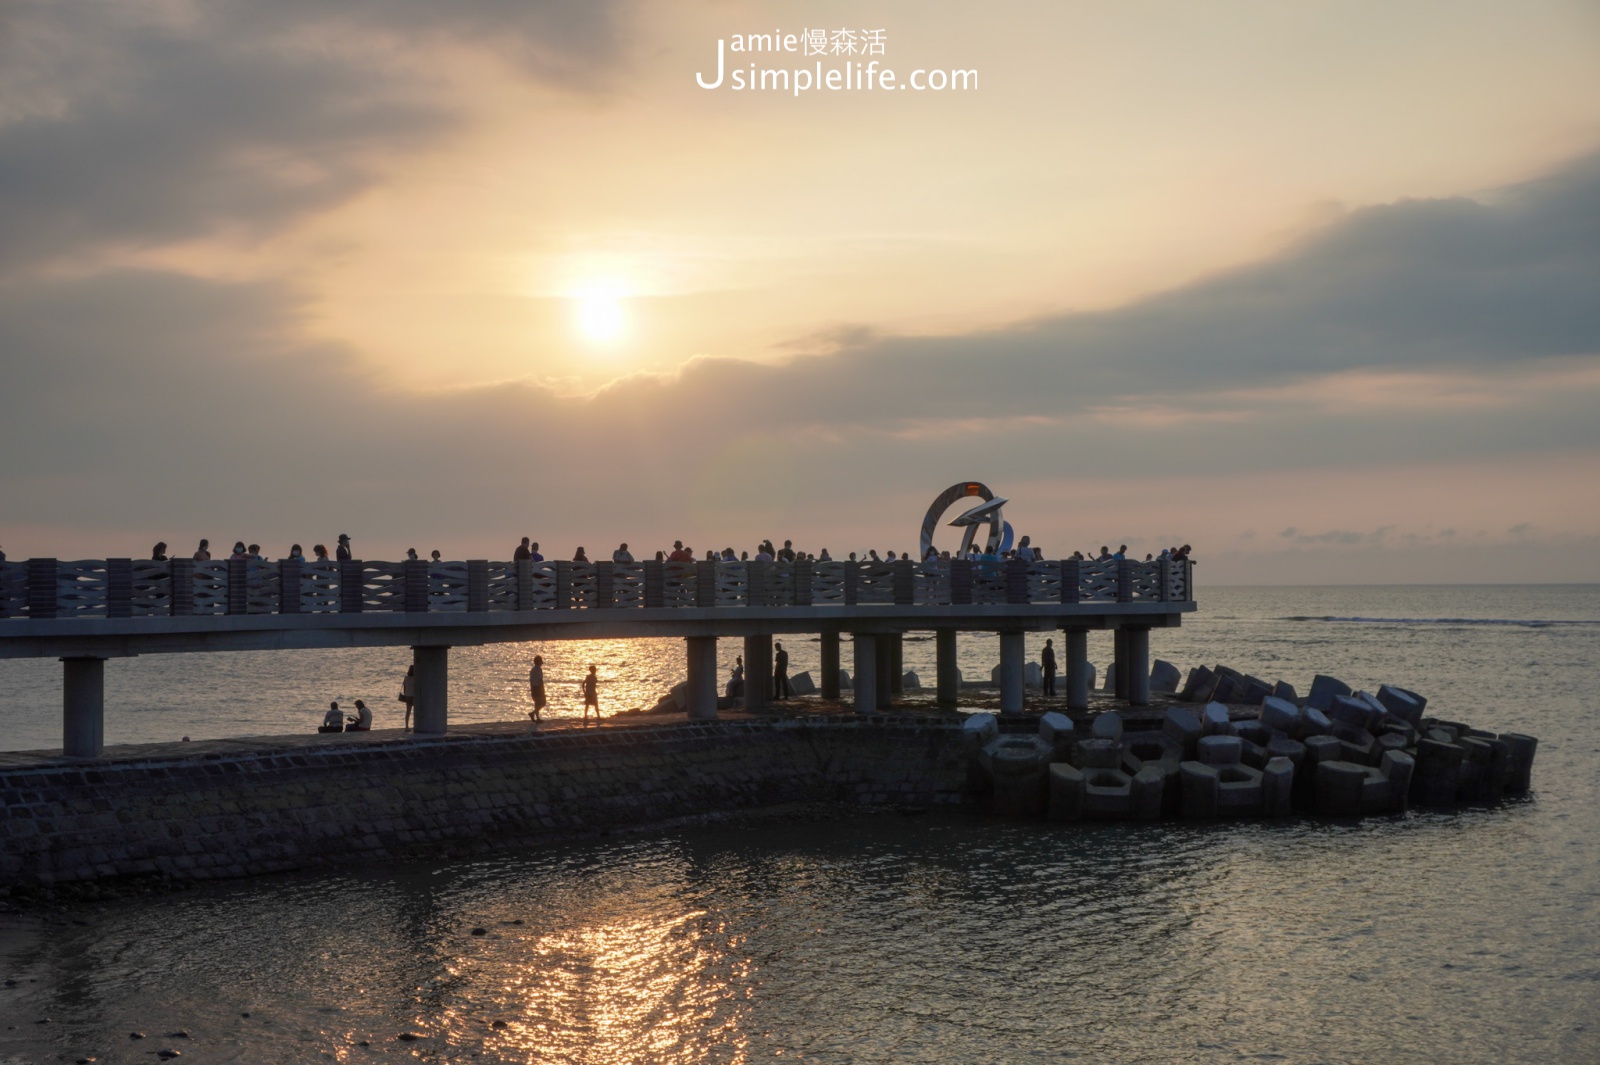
[0,718,968,885]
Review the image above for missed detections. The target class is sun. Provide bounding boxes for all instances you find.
[573,287,627,345]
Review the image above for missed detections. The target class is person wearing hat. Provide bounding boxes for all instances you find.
[336,533,353,562]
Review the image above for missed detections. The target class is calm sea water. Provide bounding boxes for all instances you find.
[1,585,1597,1064]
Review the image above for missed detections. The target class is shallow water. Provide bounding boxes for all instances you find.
[2,586,1597,1063]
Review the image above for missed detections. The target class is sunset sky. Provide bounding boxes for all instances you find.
[2,0,1598,582]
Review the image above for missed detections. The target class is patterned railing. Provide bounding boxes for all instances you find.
[0,557,1194,619]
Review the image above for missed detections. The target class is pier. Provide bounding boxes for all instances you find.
[0,556,1194,756]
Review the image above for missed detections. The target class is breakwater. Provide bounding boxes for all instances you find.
[0,718,967,887]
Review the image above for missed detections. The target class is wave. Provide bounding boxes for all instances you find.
[1277,616,1600,628]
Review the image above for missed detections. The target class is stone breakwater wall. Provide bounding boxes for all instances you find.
[0,719,968,887]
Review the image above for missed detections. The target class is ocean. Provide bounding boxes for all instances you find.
[1,584,1596,1063]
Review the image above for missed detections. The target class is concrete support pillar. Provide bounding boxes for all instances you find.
[743,633,772,711]
[999,631,1026,714]
[1065,629,1090,711]
[412,645,450,735]
[888,634,904,695]
[62,656,105,758]
[935,628,959,708]
[852,634,877,715]
[1120,630,1132,697]
[874,637,894,709]
[1126,626,1151,707]
[685,636,719,720]
[820,630,841,701]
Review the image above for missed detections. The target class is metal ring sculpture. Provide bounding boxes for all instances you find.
[919,482,1010,561]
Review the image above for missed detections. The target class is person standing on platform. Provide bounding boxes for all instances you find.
[515,537,532,561]
[399,664,415,730]
[528,655,547,723]
[1041,638,1058,697]
[193,539,211,560]
[774,641,791,699]
[582,664,600,725]
[613,543,634,563]
[336,534,353,561]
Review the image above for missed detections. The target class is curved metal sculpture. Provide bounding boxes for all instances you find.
[920,482,1008,560]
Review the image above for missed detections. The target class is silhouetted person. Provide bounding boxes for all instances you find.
[774,641,790,699]
[613,543,633,563]
[151,542,168,561]
[313,544,330,561]
[287,544,305,562]
[573,546,589,563]
[727,656,745,700]
[193,539,211,561]
[348,699,372,731]
[528,655,547,723]
[515,537,532,561]
[406,547,419,561]
[400,665,415,730]
[336,534,353,561]
[582,665,600,724]
[320,701,344,733]
[1041,638,1058,697]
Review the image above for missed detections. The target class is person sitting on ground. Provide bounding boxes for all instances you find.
[193,539,211,561]
[287,544,306,562]
[336,534,353,561]
[321,701,344,733]
[151,542,169,561]
[727,656,745,700]
[347,699,372,731]
[573,546,590,563]
[515,536,532,561]
[613,543,634,563]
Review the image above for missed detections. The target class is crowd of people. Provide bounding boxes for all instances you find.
[123,534,1192,569]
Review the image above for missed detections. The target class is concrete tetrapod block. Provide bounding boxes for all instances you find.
[1411,737,1465,806]
[1307,675,1352,712]
[1074,737,1124,770]
[1500,732,1538,794]
[1163,707,1203,757]
[1484,737,1511,798]
[1375,685,1424,727]
[1197,734,1243,767]
[962,712,1000,753]
[1302,734,1342,768]
[1373,732,1409,763]
[1377,749,1414,813]
[1122,733,1184,816]
[1232,720,1270,747]
[1149,659,1182,693]
[1090,710,1124,742]
[1215,764,1265,816]
[1131,765,1165,820]
[1261,756,1295,817]
[788,671,817,696]
[1273,681,1299,703]
[900,671,919,691]
[1039,711,1076,761]
[1179,761,1221,818]
[1048,763,1086,821]
[1202,702,1232,737]
[838,669,852,691]
[1456,737,1495,802]
[1237,677,1275,706]
[1208,674,1238,704]
[1331,721,1378,764]
[670,682,689,711]
[1314,760,1368,816]
[982,735,1052,817]
[1298,706,1334,741]
[1383,684,1428,716]
[1179,666,1214,702]
[1355,690,1390,723]
[1330,695,1380,731]
[1082,768,1135,819]
[1260,695,1302,737]
[1265,736,1306,770]
[1025,662,1042,690]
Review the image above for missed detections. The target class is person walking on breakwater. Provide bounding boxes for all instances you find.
[336,534,353,562]
[528,655,547,723]
[193,539,211,561]
[1041,638,1058,697]
[320,701,344,733]
[582,665,600,725]
[774,641,791,699]
[347,699,372,731]
[399,665,416,730]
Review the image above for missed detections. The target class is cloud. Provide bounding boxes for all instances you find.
[0,1,630,273]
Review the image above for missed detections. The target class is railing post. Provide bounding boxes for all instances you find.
[466,560,488,612]
[1159,558,1172,602]
[747,559,768,608]
[793,559,813,607]
[62,656,105,758]
[554,561,571,610]
[27,559,57,620]
[1005,558,1029,604]
[949,559,972,606]
[843,563,859,606]
[106,559,133,619]
[403,558,430,613]
[279,559,302,614]
[695,561,716,608]
[340,560,364,613]
[1185,559,1195,602]
[644,559,665,608]
[169,558,194,616]
[892,559,914,606]
[596,560,615,607]
[1116,559,1133,603]
[516,559,534,610]
[227,558,248,615]
[1060,559,1081,605]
